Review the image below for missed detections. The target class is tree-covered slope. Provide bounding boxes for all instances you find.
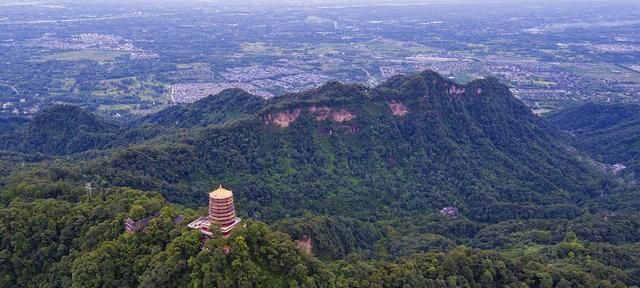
[0,105,171,156]
[87,71,609,223]
[0,105,119,154]
[0,187,337,288]
[1,71,640,287]
[135,88,265,128]
[547,103,640,176]
[0,90,265,156]
[0,116,28,135]
[548,103,640,132]
[1,186,637,287]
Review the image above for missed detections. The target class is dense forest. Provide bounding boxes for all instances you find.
[1,70,640,287]
[2,187,637,287]
[548,102,640,176]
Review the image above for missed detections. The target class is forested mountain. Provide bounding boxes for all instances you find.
[547,102,640,132]
[548,103,640,176]
[0,116,28,135]
[0,90,265,155]
[136,88,265,128]
[1,71,639,287]
[85,71,611,221]
[0,105,119,154]
[0,105,169,155]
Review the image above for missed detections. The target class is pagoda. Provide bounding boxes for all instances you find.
[187,185,242,237]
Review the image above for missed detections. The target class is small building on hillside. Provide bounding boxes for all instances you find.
[124,212,183,233]
[440,206,459,219]
[124,217,152,233]
[188,185,242,237]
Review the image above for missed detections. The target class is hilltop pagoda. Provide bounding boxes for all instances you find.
[187,185,242,237]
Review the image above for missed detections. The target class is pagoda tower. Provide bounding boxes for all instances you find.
[188,184,242,237]
[209,185,238,228]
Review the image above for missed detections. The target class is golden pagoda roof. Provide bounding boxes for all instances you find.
[209,185,233,199]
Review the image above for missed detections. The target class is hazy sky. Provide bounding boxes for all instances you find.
[3,0,636,10]
[36,0,637,4]
[174,0,634,4]
[166,0,640,10]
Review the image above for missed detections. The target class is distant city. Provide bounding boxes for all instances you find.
[0,0,639,118]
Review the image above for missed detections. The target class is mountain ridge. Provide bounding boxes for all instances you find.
[21,70,609,226]
[136,88,265,128]
[548,102,640,176]
[1,70,638,286]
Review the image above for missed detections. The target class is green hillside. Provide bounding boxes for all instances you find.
[87,71,611,222]
[136,88,265,128]
[1,71,639,287]
[548,103,640,176]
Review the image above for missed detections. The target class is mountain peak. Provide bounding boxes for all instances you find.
[30,104,115,133]
[0,104,120,155]
[137,88,265,128]
[196,88,259,105]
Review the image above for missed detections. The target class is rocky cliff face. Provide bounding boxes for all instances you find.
[264,109,302,128]
[387,101,409,116]
[263,107,356,128]
[309,106,356,122]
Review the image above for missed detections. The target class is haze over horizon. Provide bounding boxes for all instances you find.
[2,0,636,7]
